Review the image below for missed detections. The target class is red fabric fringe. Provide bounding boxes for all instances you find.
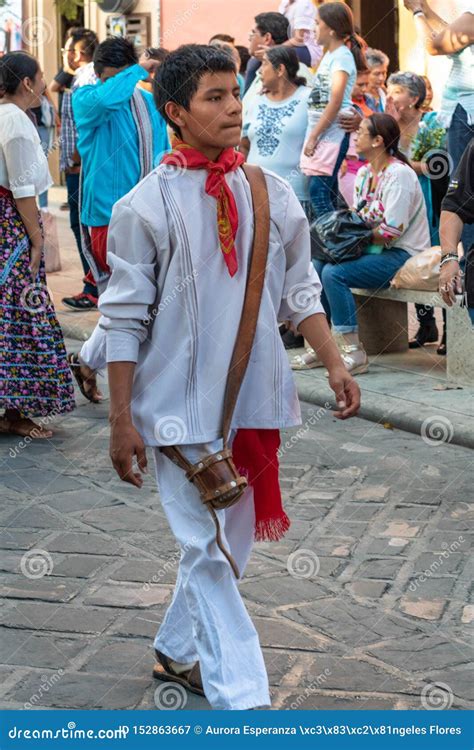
[232,428,290,542]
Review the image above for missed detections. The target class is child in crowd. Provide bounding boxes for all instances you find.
[338,67,373,207]
[300,2,367,216]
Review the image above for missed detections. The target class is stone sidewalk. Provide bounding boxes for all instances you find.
[0,389,472,711]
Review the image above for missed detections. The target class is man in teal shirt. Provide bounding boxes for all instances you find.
[73,36,169,288]
[68,37,169,403]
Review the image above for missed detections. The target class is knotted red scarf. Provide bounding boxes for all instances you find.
[161,137,244,276]
[161,140,289,542]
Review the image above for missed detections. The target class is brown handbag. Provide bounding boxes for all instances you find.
[160,164,270,577]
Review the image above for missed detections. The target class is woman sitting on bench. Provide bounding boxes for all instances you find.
[292,113,430,374]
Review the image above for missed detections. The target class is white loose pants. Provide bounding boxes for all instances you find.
[152,439,271,710]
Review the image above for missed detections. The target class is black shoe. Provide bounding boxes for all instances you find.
[62,292,98,311]
[409,322,439,349]
[437,330,447,356]
[281,328,305,349]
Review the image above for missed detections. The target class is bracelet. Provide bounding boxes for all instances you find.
[413,10,425,17]
[440,254,459,268]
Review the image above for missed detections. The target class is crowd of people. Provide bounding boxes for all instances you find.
[0,0,473,712]
[0,0,474,428]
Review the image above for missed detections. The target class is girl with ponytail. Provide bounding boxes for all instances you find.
[300,2,367,217]
[293,113,430,375]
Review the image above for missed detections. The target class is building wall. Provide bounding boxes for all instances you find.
[160,0,275,47]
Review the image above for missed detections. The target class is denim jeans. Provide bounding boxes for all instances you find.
[309,132,350,217]
[66,171,98,298]
[313,248,411,333]
[448,105,474,252]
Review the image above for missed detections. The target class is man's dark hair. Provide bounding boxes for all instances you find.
[69,28,98,61]
[154,44,237,135]
[209,33,235,44]
[93,37,138,76]
[254,12,289,45]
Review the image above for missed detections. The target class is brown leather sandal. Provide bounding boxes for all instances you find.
[152,649,205,697]
[67,352,102,404]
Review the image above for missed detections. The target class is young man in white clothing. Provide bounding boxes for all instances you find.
[99,44,360,710]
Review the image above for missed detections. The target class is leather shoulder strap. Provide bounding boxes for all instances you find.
[222,163,270,444]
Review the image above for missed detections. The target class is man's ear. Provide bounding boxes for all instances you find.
[165,101,186,131]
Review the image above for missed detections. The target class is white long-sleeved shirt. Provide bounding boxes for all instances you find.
[99,165,324,446]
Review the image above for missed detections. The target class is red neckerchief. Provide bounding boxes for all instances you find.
[161,136,244,276]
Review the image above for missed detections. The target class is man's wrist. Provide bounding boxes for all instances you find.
[109,411,133,426]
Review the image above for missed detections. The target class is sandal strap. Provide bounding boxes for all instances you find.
[187,662,203,690]
[155,649,202,688]
[155,649,176,676]
[341,343,364,354]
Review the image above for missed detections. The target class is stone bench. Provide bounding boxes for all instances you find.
[351,287,474,386]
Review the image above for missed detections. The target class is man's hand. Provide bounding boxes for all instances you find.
[338,109,362,133]
[439,259,462,306]
[138,51,160,79]
[110,419,148,488]
[254,44,271,61]
[327,366,361,419]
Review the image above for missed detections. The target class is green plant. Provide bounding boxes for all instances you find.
[55,0,84,21]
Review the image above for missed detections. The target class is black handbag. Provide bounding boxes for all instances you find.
[310,200,373,264]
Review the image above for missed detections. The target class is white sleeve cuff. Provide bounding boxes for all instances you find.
[11,184,36,199]
[293,305,326,330]
[105,329,141,363]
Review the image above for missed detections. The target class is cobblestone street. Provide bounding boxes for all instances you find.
[0,377,472,711]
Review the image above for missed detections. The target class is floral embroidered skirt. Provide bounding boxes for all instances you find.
[0,189,76,418]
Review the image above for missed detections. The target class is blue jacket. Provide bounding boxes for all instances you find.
[73,64,169,226]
